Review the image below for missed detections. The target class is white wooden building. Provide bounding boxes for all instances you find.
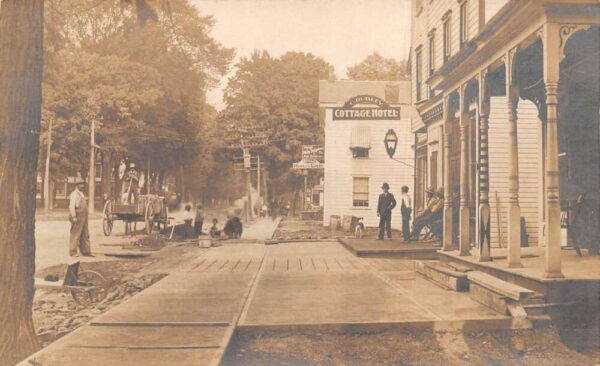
[410,0,599,277]
[320,80,413,229]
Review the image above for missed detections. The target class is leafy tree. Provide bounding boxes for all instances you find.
[347,52,409,81]
[221,51,332,204]
[1,0,231,363]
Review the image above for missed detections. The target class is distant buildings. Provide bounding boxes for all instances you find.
[410,0,599,276]
[319,80,413,229]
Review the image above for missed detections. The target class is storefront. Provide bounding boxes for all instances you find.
[320,80,413,229]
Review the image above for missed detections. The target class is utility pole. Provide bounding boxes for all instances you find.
[303,170,308,211]
[88,119,96,216]
[257,154,261,205]
[43,119,53,213]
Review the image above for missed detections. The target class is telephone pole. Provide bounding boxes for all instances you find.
[88,119,96,216]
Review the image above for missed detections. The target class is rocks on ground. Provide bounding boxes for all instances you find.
[33,259,165,346]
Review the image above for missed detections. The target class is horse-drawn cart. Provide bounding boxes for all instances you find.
[102,194,169,236]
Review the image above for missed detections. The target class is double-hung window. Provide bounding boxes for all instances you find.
[459,1,468,48]
[352,177,369,207]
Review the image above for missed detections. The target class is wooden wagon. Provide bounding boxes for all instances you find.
[102,194,169,236]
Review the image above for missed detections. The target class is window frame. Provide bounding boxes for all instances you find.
[428,31,435,77]
[352,176,370,208]
[459,1,468,48]
[352,147,370,159]
[415,47,423,102]
[442,14,451,63]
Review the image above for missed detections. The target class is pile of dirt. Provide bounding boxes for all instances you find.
[223,327,599,365]
[273,218,403,241]
[123,233,168,251]
[33,259,165,346]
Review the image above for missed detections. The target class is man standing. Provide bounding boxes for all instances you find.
[400,186,412,242]
[377,182,397,240]
[69,177,92,257]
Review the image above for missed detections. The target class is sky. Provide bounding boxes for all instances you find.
[190,0,412,109]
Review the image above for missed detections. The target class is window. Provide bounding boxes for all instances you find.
[459,1,468,47]
[430,151,438,190]
[428,32,435,76]
[415,48,422,101]
[443,14,451,63]
[352,148,369,159]
[352,177,369,207]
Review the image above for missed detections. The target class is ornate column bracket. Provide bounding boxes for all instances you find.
[559,24,592,62]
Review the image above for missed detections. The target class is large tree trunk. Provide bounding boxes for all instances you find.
[0,1,44,364]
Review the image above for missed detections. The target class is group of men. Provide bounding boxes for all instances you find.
[376,183,444,242]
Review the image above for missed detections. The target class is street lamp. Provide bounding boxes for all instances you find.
[384,129,398,158]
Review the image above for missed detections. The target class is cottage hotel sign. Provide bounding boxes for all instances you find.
[332,95,400,120]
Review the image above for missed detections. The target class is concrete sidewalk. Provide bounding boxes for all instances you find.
[22,241,522,366]
[21,246,266,366]
[242,217,281,240]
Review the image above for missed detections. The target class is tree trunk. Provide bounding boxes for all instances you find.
[0,0,44,364]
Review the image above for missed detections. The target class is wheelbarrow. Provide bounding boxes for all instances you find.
[35,261,110,307]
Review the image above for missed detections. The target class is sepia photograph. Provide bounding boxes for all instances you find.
[0,0,598,365]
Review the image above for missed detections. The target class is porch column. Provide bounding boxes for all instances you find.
[542,22,564,278]
[478,69,492,261]
[458,84,471,256]
[506,47,523,268]
[442,94,454,251]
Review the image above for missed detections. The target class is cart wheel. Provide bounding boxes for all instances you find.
[71,271,109,307]
[145,203,155,234]
[102,200,113,236]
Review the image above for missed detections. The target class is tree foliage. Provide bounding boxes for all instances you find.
[221,51,332,200]
[347,52,409,81]
[40,0,235,195]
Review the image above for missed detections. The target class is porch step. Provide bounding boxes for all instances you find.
[415,261,469,291]
[467,271,535,301]
[467,271,536,315]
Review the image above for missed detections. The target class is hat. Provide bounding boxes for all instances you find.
[426,186,434,194]
[75,177,85,185]
[381,182,390,190]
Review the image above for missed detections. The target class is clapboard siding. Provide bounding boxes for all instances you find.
[323,109,414,229]
[487,96,542,247]
[411,0,485,104]
[485,0,509,23]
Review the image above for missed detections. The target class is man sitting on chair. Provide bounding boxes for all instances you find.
[410,187,444,241]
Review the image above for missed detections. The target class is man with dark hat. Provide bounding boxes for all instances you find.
[410,186,442,241]
[377,182,397,240]
[68,177,92,257]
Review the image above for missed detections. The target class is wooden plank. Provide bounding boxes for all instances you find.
[467,271,534,301]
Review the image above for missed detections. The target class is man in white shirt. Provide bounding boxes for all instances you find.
[400,185,412,242]
[68,178,92,256]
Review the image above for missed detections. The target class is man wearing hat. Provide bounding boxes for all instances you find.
[68,177,92,257]
[377,182,397,240]
[410,186,442,241]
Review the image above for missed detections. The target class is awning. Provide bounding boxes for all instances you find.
[350,126,371,149]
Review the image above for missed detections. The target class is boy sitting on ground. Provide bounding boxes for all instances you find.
[209,218,222,239]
